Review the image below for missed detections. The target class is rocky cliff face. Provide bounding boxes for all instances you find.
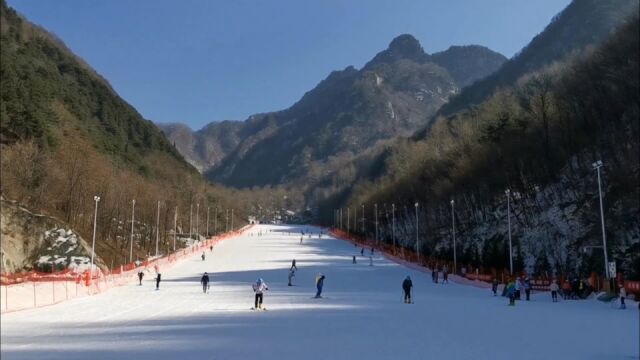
[0,197,105,273]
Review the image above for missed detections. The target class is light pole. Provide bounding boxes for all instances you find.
[451,199,456,273]
[196,203,200,240]
[189,203,193,240]
[173,206,178,251]
[361,204,365,235]
[129,199,135,263]
[214,207,218,235]
[206,206,210,238]
[155,201,160,257]
[225,209,229,232]
[592,160,610,279]
[414,202,419,257]
[347,207,350,236]
[374,204,378,245]
[392,203,396,250]
[505,189,513,275]
[90,196,100,275]
[231,209,234,231]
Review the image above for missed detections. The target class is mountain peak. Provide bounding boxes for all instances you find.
[365,34,427,68]
[387,34,424,57]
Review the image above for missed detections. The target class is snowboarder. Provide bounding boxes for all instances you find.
[252,278,268,310]
[201,252,205,261]
[402,276,413,303]
[201,272,210,293]
[619,285,626,309]
[442,265,449,284]
[288,269,295,286]
[155,272,161,290]
[491,278,499,296]
[506,280,516,306]
[290,259,297,271]
[524,277,532,301]
[138,270,144,286]
[315,273,326,298]
[549,280,559,302]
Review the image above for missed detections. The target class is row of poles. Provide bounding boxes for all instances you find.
[89,197,236,275]
[332,160,610,279]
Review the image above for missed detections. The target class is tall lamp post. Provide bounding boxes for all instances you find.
[214,207,218,235]
[347,208,350,237]
[450,200,456,273]
[414,202,419,257]
[231,209,234,231]
[129,199,135,263]
[225,209,229,232]
[196,203,200,240]
[505,189,513,275]
[592,160,610,279]
[173,206,178,251]
[189,203,193,240]
[361,204,365,235]
[90,196,100,275]
[155,201,160,257]
[206,206,210,238]
[392,203,396,250]
[374,204,378,246]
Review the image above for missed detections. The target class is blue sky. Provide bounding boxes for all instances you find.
[8,0,571,130]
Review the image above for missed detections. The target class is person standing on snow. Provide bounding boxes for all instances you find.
[288,269,295,286]
[491,278,499,296]
[524,277,532,301]
[549,280,559,302]
[315,273,326,298]
[201,272,210,293]
[201,252,205,261]
[155,272,161,290]
[210,245,213,252]
[252,278,268,310]
[138,270,144,286]
[290,259,297,271]
[442,265,449,284]
[506,280,516,306]
[402,276,413,303]
[619,285,626,309]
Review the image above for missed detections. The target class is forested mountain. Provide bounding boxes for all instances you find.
[323,6,639,279]
[200,35,505,187]
[158,120,244,173]
[0,0,251,271]
[435,0,639,118]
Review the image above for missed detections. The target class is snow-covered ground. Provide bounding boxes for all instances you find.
[1,225,637,360]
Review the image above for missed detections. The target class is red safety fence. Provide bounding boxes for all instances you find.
[0,225,254,313]
[328,228,638,296]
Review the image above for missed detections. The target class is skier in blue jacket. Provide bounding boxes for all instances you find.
[315,274,326,298]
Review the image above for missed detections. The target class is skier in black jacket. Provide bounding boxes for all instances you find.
[201,272,210,293]
[402,276,413,303]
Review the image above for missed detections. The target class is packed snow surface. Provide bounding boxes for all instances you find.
[1,225,637,360]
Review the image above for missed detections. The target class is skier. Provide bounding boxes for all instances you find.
[210,245,213,252]
[300,236,303,245]
[549,280,559,302]
[138,270,144,286]
[352,255,357,264]
[434,266,439,284]
[619,285,626,309]
[506,280,516,306]
[524,277,532,301]
[315,273,326,298]
[514,277,522,300]
[252,278,268,310]
[491,278,499,296]
[370,247,374,255]
[155,272,161,290]
[442,265,449,284]
[201,272,210,293]
[360,248,364,256]
[288,269,295,286]
[290,259,297,271]
[431,266,437,283]
[402,276,413,303]
[201,252,205,261]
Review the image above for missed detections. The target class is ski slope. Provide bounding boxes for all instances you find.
[1,225,637,360]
